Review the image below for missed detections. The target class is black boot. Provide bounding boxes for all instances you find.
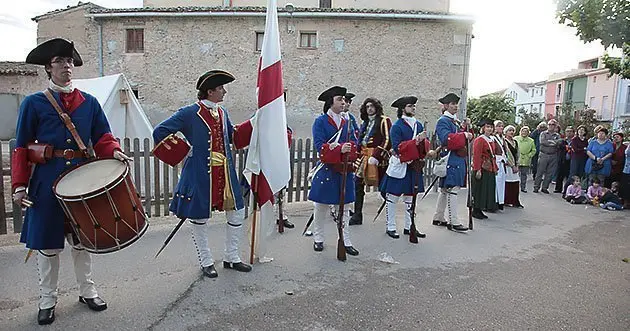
[350,178,365,225]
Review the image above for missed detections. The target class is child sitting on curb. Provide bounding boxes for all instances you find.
[565,176,587,204]
[587,178,604,204]
[600,182,624,211]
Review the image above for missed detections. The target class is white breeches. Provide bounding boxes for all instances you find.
[312,202,353,247]
[189,208,246,267]
[37,234,98,309]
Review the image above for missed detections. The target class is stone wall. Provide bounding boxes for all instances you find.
[143,0,450,12]
[95,15,470,137]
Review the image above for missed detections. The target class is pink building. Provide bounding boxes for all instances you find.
[583,57,620,122]
[545,78,564,119]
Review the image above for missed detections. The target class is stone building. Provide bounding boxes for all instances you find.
[16,1,473,138]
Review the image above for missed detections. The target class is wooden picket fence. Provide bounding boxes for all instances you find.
[1,136,437,234]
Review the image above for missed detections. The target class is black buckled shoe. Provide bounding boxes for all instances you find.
[222,261,252,272]
[202,264,218,278]
[313,242,324,252]
[386,230,400,239]
[472,209,487,219]
[349,214,363,225]
[79,296,108,311]
[345,246,359,256]
[447,224,469,232]
[276,218,295,229]
[433,220,447,226]
[37,307,55,325]
[403,229,427,238]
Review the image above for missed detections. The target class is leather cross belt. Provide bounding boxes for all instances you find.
[53,149,85,160]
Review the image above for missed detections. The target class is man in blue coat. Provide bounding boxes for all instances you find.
[308,86,360,256]
[153,70,253,278]
[431,93,472,232]
[380,96,430,239]
[12,38,128,325]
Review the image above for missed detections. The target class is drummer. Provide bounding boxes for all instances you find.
[11,38,130,325]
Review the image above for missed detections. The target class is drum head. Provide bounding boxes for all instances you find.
[56,159,127,197]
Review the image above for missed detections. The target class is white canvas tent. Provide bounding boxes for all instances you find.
[72,73,153,140]
[73,74,157,196]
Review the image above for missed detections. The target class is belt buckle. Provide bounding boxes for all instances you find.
[63,149,75,160]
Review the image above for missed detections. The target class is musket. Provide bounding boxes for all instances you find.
[408,170,420,244]
[466,139,474,230]
[277,188,285,233]
[336,116,352,262]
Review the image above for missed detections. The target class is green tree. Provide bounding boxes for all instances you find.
[517,108,544,131]
[556,0,630,78]
[467,95,516,128]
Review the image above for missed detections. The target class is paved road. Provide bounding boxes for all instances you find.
[0,188,628,330]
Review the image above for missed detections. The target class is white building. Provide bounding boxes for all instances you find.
[501,82,545,123]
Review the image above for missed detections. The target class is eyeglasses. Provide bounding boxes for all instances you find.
[50,57,75,65]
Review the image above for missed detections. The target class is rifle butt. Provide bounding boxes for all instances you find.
[409,223,419,244]
[337,238,347,261]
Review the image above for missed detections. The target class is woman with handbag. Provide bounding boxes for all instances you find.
[471,119,499,219]
[585,127,614,184]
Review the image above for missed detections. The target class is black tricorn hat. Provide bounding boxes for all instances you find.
[477,119,494,127]
[344,92,355,102]
[391,96,418,109]
[439,93,460,105]
[25,38,83,67]
[196,70,235,91]
[318,86,347,102]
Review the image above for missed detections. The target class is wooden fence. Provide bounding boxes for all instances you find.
[1,137,437,234]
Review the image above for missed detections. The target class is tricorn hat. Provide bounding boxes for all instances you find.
[391,96,418,109]
[477,118,494,127]
[344,92,355,102]
[196,70,235,91]
[25,38,83,67]
[439,93,460,105]
[318,86,347,102]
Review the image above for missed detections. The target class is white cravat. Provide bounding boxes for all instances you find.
[200,99,218,109]
[443,111,457,121]
[48,80,74,94]
[402,115,418,135]
[327,109,342,128]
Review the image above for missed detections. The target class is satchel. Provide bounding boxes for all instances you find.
[591,161,604,172]
[364,163,379,186]
[386,155,407,179]
[433,152,450,178]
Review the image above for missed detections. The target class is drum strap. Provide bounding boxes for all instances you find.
[43,89,91,159]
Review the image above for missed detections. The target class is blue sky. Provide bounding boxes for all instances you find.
[0,0,619,96]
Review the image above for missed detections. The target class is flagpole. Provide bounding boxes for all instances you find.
[249,175,259,264]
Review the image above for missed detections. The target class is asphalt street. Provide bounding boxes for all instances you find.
[0,187,628,330]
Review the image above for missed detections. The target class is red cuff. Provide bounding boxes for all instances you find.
[233,120,253,149]
[152,134,190,167]
[12,147,31,192]
[398,140,420,163]
[320,144,342,164]
[94,132,121,158]
[447,132,466,151]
